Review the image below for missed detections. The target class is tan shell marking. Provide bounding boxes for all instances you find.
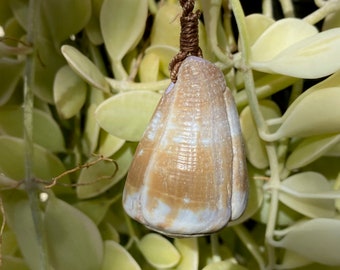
[123,56,248,237]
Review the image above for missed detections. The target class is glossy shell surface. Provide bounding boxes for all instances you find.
[123,56,248,237]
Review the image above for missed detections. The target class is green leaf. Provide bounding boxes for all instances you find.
[174,238,198,270]
[95,91,161,141]
[101,241,141,270]
[138,233,180,269]
[77,142,135,199]
[279,172,336,218]
[42,0,91,44]
[286,134,340,170]
[0,58,25,105]
[277,218,340,265]
[53,65,87,119]
[45,195,103,270]
[100,0,148,61]
[61,45,110,92]
[0,106,65,152]
[275,87,340,138]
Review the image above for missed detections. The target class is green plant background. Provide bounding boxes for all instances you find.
[1,0,340,269]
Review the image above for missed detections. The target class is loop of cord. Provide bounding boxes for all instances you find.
[169,0,202,82]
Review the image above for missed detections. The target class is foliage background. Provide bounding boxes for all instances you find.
[1,0,340,269]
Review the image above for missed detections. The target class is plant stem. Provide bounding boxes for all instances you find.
[233,225,266,270]
[112,60,128,81]
[262,0,273,18]
[230,0,281,268]
[279,0,294,17]
[303,0,340,25]
[210,234,222,263]
[24,0,49,269]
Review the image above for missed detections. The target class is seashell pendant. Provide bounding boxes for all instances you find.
[123,56,248,237]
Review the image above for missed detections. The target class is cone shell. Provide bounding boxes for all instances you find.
[123,56,248,237]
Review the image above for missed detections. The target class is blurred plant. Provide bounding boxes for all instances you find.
[1,0,340,269]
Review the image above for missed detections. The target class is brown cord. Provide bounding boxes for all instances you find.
[169,0,202,82]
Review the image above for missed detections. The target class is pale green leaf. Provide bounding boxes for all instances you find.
[2,230,18,256]
[0,58,25,105]
[174,238,198,270]
[8,1,28,30]
[253,194,301,227]
[0,106,65,152]
[145,45,178,77]
[85,17,104,45]
[280,249,313,269]
[150,2,181,48]
[240,100,281,169]
[323,8,340,30]
[33,33,66,103]
[84,0,104,45]
[54,65,87,119]
[82,88,106,155]
[251,18,318,62]
[244,14,275,46]
[75,198,116,225]
[95,91,161,141]
[61,45,110,92]
[0,136,70,188]
[279,172,336,218]
[202,260,247,270]
[2,192,42,270]
[138,233,180,268]
[101,241,141,270]
[138,53,161,82]
[0,1,11,25]
[100,0,148,61]
[275,87,340,138]
[277,218,340,265]
[42,0,91,44]
[77,142,135,199]
[45,195,103,270]
[97,131,125,157]
[229,176,264,225]
[1,256,30,270]
[100,222,120,243]
[286,134,340,170]
[253,28,340,78]
[82,104,100,155]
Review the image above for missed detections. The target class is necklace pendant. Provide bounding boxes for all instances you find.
[123,56,248,237]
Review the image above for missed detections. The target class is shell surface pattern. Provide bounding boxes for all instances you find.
[123,56,248,237]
